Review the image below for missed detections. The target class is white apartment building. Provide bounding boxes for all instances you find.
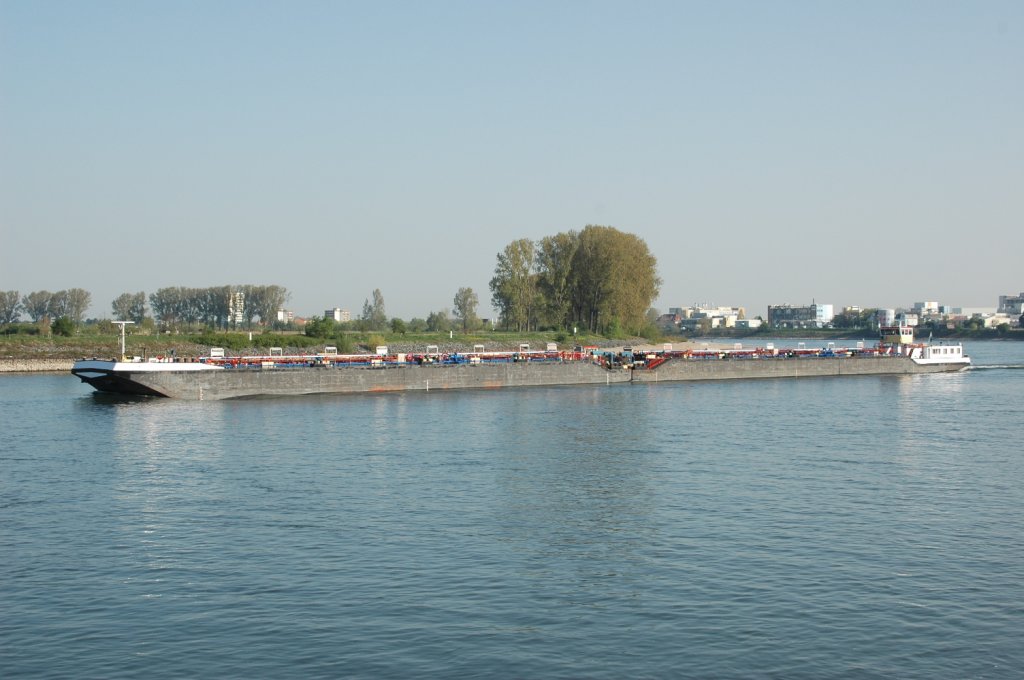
[896,312,919,327]
[670,304,746,331]
[325,308,351,323]
[228,291,245,325]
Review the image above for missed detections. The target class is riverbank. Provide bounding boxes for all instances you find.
[0,358,75,373]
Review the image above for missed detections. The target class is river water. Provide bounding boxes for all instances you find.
[2,341,1023,678]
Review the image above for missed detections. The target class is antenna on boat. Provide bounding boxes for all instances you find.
[113,321,134,361]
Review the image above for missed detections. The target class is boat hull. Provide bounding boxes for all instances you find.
[72,359,225,398]
[633,354,969,383]
[76,360,631,400]
[73,352,968,401]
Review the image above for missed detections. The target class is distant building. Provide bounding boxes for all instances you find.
[657,312,683,329]
[768,304,814,328]
[767,303,833,328]
[680,315,728,331]
[668,303,746,331]
[228,291,245,325]
[325,308,350,322]
[985,313,1016,328]
[952,307,997,317]
[816,304,834,326]
[998,293,1024,316]
[896,312,919,327]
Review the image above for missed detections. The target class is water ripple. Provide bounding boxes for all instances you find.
[2,348,1023,678]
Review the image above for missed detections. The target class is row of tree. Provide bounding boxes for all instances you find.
[9,228,662,335]
[489,225,661,334]
[2,283,482,334]
[145,285,289,329]
[0,289,92,324]
[0,285,290,329]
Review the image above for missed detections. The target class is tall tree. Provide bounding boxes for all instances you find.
[360,289,387,330]
[150,287,183,328]
[568,225,660,334]
[426,310,451,332]
[202,286,232,328]
[453,287,479,331]
[489,238,538,332]
[237,284,257,328]
[21,290,53,322]
[248,284,288,326]
[112,292,147,324]
[488,228,660,334]
[536,231,579,329]
[180,287,202,326]
[64,288,91,323]
[49,290,70,319]
[0,290,22,324]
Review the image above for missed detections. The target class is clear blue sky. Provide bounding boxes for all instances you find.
[2,1,1021,320]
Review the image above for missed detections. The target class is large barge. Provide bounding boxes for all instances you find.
[72,325,970,400]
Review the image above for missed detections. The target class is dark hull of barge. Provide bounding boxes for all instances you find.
[76,354,968,401]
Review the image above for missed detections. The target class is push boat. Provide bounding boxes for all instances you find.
[72,325,970,401]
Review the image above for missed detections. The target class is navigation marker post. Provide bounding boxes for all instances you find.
[113,321,134,361]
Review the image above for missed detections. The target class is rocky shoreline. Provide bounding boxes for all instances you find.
[0,358,76,373]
